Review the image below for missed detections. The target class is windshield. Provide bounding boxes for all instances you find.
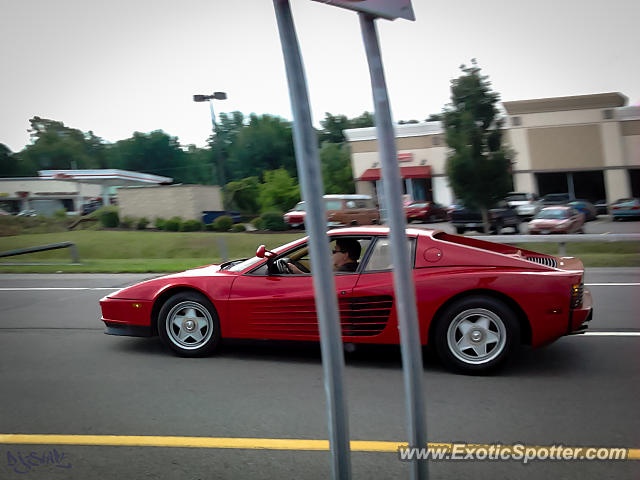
[290,202,305,211]
[227,237,307,272]
[535,209,569,219]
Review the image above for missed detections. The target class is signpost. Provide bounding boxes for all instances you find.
[273,1,425,479]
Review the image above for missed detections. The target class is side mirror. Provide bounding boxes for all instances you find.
[256,245,275,259]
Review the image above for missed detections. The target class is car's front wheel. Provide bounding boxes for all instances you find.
[434,296,520,374]
[158,291,221,357]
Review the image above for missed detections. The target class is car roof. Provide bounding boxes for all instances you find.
[327,226,434,237]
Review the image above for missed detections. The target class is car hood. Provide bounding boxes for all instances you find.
[106,264,231,300]
[529,219,566,227]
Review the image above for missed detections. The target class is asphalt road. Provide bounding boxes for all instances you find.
[0,270,638,479]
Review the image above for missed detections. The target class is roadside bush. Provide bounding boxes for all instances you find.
[154,217,166,230]
[261,211,287,231]
[54,209,68,219]
[136,218,149,230]
[120,216,135,229]
[204,223,215,231]
[213,215,233,232]
[181,219,203,232]
[250,217,263,230]
[164,217,182,232]
[231,223,246,232]
[99,207,120,228]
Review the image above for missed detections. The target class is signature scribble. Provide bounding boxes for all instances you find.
[6,449,72,474]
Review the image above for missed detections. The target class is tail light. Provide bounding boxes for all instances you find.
[570,282,584,308]
[632,206,640,210]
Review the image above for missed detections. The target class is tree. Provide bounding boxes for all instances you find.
[443,60,513,233]
[258,168,300,213]
[0,144,19,177]
[224,176,261,214]
[210,111,245,185]
[107,130,188,182]
[320,143,355,194]
[425,113,443,122]
[226,114,296,181]
[319,113,351,144]
[318,111,375,144]
[19,117,102,172]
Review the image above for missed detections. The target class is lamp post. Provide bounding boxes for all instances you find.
[193,92,227,186]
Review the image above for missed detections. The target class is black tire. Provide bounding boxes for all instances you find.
[157,291,221,357]
[491,220,503,235]
[433,296,520,374]
[455,226,466,234]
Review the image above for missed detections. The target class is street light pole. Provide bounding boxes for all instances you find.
[194,92,227,186]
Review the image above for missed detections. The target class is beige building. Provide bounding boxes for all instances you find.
[118,184,223,222]
[345,92,640,206]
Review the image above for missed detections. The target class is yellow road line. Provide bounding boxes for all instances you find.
[0,435,638,459]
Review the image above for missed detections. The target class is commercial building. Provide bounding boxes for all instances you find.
[345,92,640,206]
[0,169,171,215]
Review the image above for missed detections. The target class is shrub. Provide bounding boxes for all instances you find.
[181,219,203,232]
[213,215,233,232]
[120,216,135,229]
[164,217,182,232]
[250,217,263,230]
[99,207,120,228]
[231,223,246,232]
[54,209,68,219]
[154,217,166,230]
[261,211,287,231]
[137,217,150,230]
[204,223,216,231]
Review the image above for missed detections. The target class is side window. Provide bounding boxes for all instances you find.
[346,200,357,209]
[364,238,415,272]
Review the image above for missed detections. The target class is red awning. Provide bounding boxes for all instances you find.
[358,166,431,181]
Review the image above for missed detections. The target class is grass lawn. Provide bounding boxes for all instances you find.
[0,230,637,272]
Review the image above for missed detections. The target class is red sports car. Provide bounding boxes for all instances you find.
[100,227,593,373]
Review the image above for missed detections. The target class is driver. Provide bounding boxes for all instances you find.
[287,238,361,274]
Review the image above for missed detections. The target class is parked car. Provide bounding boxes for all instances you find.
[405,201,448,223]
[567,200,597,221]
[540,193,571,206]
[610,198,640,221]
[594,199,609,216]
[0,208,9,216]
[505,192,540,219]
[528,206,585,234]
[283,195,379,229]
[449,201,520,234]
[100,226,593,373]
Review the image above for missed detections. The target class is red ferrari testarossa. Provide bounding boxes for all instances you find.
[100,227,592,373]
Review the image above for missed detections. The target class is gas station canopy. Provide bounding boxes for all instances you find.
[38,169,172,206]
[38,169,172,187]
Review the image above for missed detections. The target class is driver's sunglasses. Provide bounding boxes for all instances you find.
[332,249,345,254]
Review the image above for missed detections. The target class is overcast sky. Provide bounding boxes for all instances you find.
[1,0,638,153]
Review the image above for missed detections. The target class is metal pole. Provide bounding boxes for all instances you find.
[273,1,351,479]
[359,13,428,480]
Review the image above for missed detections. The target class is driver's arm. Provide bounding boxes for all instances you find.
[287,262,304,274]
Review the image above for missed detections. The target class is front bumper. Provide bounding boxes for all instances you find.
[100,296,153,336]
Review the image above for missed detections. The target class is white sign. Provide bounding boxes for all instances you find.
[312,0,415,21]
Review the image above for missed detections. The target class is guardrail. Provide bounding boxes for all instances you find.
[474,233,640,256]
[0,241,79,263]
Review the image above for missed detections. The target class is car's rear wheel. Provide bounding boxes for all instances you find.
[434,296,520,374]
[455,226,466,234]
[158,291,221,357]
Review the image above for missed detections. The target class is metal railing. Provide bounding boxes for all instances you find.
[0,241,79,264]
[474,233,640,256]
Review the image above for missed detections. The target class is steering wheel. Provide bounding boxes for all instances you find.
[276,258,293,274]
